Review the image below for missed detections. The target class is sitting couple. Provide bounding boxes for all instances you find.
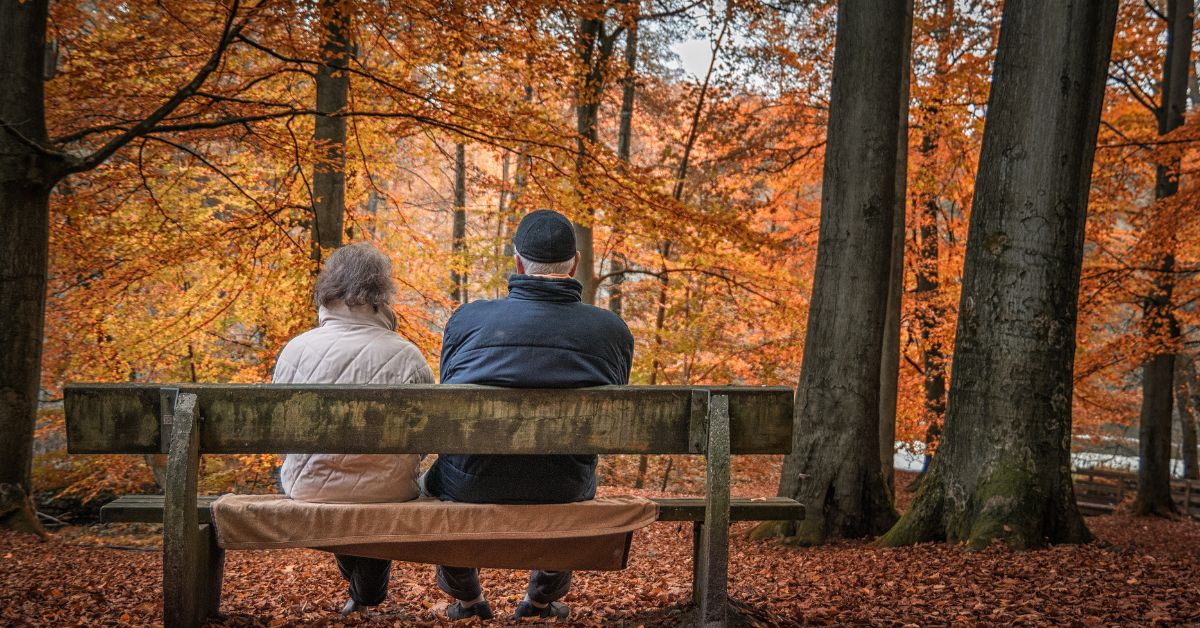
[273,210,635,621]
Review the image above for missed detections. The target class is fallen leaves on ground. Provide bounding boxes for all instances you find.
[2,470,1198,626]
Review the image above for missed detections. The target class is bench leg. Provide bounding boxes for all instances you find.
[695,393,731,626]
[164,392,204,628]
[691,521,703,602]
[198,524,225,619]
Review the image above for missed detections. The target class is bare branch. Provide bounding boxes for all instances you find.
[66,0,261,175]
[1143,0,1167,21]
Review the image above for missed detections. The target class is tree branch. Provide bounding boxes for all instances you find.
[1143,0,1167,21]
[65,0,259,175]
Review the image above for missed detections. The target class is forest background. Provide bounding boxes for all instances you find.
[9,0,1200,505]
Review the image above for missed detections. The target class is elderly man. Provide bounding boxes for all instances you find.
[422,209,635,621]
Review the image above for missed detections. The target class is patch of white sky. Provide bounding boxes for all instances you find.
[669,37,718,81]
[655,1,804,98]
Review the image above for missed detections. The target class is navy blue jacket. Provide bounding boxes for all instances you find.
[424,275,634,504]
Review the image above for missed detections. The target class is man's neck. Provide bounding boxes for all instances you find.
[527,273,572,279]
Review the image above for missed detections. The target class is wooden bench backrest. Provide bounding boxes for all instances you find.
[65,384,794,455]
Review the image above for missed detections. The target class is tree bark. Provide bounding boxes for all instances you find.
[450,142,468,304]
[1133,0,1191,517]
[0,0,56,536]
[572,12,614,305]
[609,13,638,319]
[623,19,641,490]
[881,0,1116,549]
[1177,358,1198,480]
[493,152,510,295]
[771,0,907,543]
[310,0,351,257]
[879,0,915,497]
[503,82,534,280]
[913,194,945,484]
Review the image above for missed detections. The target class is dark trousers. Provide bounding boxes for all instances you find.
[437,565,572,605]
[335,554,391,606]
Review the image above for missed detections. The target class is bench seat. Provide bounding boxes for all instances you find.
[100,494,804,525]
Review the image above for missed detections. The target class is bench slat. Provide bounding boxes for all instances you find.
[99,495,804,524]
[66,384,794,456]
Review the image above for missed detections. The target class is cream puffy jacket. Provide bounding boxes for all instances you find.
[275,302,434,503]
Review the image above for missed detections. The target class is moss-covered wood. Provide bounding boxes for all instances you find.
[879,0,1116,550]
[65,384,793,455]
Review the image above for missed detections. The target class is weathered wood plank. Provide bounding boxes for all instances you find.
[101,496,217,524]
[65,384,793,455]
[163,393,202,628]
[656,497,803,522]
[100,495,803,524]
[695,394,731,626]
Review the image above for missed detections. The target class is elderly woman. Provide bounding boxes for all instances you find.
[274,242,433,616]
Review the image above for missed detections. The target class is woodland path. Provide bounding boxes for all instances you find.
[2,469,1198,626]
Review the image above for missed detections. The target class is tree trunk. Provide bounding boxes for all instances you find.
[881,0,1116,549]
[771,0,907,544]
[1133,0,1191,517]
[493,152,510,296]
[912,195,946,484]
[571,14,611,305]
[879,0,914,497]
[622,21,641,492]
[1177,358,1198,480]
[503,82,533,279]
[0,0,55,535]
[310,0,351,257]
[450,143,468,304]
[609,14,638,319]
[909,0,954,489]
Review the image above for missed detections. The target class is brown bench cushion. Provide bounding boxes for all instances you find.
[211,494,658,571]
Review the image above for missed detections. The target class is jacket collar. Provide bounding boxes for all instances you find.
[318,301,397,331]
[507,274,583,303]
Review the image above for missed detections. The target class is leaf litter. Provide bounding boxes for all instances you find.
[2,466,1198,626]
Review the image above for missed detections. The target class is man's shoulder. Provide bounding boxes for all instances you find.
[570,304,634,344]
[443,298,511,341]
[447,298,505,325]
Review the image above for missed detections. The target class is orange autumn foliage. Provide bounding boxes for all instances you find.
[28,0,1200,499]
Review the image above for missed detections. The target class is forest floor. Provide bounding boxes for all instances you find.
[2,459,1199,626]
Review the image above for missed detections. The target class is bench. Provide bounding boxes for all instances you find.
[1072,467,1200,518]
[65,383,802,627]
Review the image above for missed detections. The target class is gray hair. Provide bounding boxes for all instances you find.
[314,242,397,309]
[516,251,574,276]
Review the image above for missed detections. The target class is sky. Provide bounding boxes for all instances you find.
[670,37,717,79]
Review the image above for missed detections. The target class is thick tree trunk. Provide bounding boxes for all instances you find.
[0,0,55,535]
[771,0,907,544]
[1176,358,1198,480]
[881,0,1116,549]
[879,0,915,497]
[311,0,351,256]
[450,143,468,304]
[1134,0,1191,517]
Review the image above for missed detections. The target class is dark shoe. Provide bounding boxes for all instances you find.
[448,600,494,620]
[513,600,570,619]
[340,599,368,617]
